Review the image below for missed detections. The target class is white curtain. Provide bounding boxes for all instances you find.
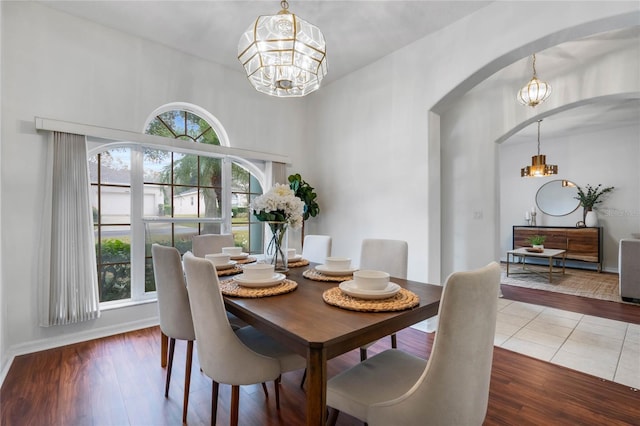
[39,132,100,326]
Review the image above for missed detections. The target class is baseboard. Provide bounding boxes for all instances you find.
[0,318,159,388]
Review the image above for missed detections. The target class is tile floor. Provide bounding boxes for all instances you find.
[413,299,640,389]
[495,299,640,389]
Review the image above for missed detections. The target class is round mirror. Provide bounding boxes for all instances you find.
[535,180,581,216]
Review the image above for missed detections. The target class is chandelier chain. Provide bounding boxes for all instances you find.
[537,120,541,155]
[281,0,289,11]
[532,53,538,77]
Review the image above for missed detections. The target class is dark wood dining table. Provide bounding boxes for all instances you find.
[220,263,443,425]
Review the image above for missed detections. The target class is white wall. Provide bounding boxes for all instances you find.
[0,1,306,375]
[305,1,639,281]
[499,121,640,271]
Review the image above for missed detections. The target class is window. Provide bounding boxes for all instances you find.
[89,105,265,304]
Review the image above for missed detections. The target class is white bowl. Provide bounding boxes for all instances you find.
[325,257,351,270]
[205,253,231,266]
[353,270,390,291]
[287,248,297,259]
[242,263,275,281]
[222,246,243,256]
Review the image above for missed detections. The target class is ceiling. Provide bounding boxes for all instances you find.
[39,1,639,140]
[39,0,491,86]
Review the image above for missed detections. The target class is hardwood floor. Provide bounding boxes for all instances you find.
[2,290,639,425]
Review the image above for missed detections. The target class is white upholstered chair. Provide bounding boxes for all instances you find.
[358,238,408,360]
[182,253,305,426]
[301,234,332,263]
[192,233,235,258]
[326,262,501,426]
[151,244,195,424]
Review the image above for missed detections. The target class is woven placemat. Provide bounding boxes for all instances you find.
[216,265,243,277]
[219,278,298,298]
[287,258,310,268]
[322,287,419,312]
[303,269,353,282]
[235,256,257,265]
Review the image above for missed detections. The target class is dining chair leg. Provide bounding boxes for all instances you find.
[182,340,194,424]
[275,376,281,409]
[165,337,176,397]
[261,382,269,397]
[391,333,397,349]
[327,407,340,426]
[360,347,368,361]
[300,368,307,389]
[211,381,219,426]
[230,385,240,426]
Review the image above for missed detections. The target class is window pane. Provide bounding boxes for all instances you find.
[100,186,131,224]
[143,184,169,217]
[97,233,131,303]
[145,258,155,293]
[143,148,171,184]
[199,157,222,187]
[200,188,221,218]
[158,110,184,136]
[173,153,198,186]
[101,148,131,185]
[175,223,199,252]
[232,163,250,192]
[173,186,199,217]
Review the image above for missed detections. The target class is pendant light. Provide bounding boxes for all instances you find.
[237,0,327,97]
[521,120,558,177]
[517,54,551,107]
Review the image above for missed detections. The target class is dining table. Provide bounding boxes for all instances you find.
[160,261,442,425]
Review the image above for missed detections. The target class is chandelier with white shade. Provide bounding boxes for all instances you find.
[517,54,551,107]
[238,0,328,97]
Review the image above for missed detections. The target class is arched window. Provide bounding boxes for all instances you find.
[89,104,265,304]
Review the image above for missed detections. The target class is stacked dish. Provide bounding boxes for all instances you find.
[339,270,400,300]
[234,263,285,288]
[315,256,358,276]
[205,253,237,270]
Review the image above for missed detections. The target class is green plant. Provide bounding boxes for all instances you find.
[574,184,614,210]
[527,235,546,246]
[288,173,319,221]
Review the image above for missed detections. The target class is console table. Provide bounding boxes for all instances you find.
[513,226,602,271]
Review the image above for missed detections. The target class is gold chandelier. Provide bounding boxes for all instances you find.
[517,54,551,107]
[237,0,327,97]
[521,120,558,177]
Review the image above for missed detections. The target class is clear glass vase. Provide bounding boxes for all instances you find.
[264,221,288,272]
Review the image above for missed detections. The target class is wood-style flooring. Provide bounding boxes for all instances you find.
[1,285,639,425]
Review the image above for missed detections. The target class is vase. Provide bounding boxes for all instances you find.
[585,210,598,227]
[264,221,288,273]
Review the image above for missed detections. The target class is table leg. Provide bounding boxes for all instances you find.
[548,257,553,283]
[161,331,168,368]
[506,253,510,277]
[306,346,327,426]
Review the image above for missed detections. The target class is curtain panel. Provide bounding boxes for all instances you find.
[39,132,100,326]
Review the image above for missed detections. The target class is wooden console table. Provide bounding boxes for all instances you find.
[513,226,602,271]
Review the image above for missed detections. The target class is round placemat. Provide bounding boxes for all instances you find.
[219,278,298,298]
[216,265,243,277]
[303,269,353,282]
[322,287,419,312]
[235,256,257,265]
[287,258,310,268]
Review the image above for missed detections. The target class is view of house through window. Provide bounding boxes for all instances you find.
[89,108,264,303]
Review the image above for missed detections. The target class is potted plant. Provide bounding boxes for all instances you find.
[574,184,614,224]
[527,235,546,249]
[288,173,320,246]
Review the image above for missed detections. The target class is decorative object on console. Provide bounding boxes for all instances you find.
[527,235,546,250]
[530,206,537,226]
[238,0,327,97]
[574,183,615,225]
[521,120,558,177]
[517,53,552,107]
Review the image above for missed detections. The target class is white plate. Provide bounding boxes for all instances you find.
[229,253,249,260]
[287,254,303,262]
[339,281,400,300]
[211,260,237,270]
[234,273,286,288]
[315,264,358,276]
